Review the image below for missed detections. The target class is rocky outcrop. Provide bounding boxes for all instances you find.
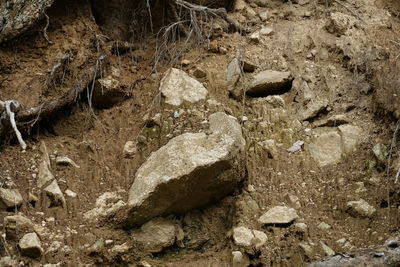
[124,112,245,227]
[160,68,208,106]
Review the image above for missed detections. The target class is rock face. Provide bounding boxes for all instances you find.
[0,188,23,210]
[160,68,208,106]
[131,217,183,253]
[258,206,298,225]
[347,199,376,218]
[4,215,34,240]
[247,70,293,97]
[18,232,43,258]
[125,112,245,226]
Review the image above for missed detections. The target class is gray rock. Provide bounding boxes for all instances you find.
[258,206,298,225]
[260,26,273,36]
[233,226,254,247]
[4,215,34,240]
[232,251,250,267]
[226,58,242,90]
[301,99,328,121]
[307,129,342,166]
[92,76,126,109]
[252,230,268,248]
[19,232,43,258]
[247,70,293,97]
[0,188,23,210]
[338,125,363,153]
[125,112,245,226]
[259,11,269,21]
[320,241,335,256]
[317,222,332,230]
[38,142,66,208]
[123,141,137,158]
[372,143,388,164]
[326,12,357,36]
[160,68,208,106]
[131,218,181,253]
[347,199,376,218]
[84,190,126,222]
[110,242,130,254]
[294,223,308,233]
[285,194,301,209]
[299,242,314,259]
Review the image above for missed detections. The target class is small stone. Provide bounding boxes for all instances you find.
[232,251,249,267]
[123,141,137,158]
[110,242,130,254]
[160,68,208,106]
[219,47,227,55]
[247,184,256,192]
[249,31,260,44]
[299,242,314,259]
[347,199,376,218]
[372,143,388,163]
[105,239,114,246]
[0,189,23,210]
[259,11,268,21]
[294,223,308,233]
[181,59,191,66]
[252,230,268,248]
[131,218,180,253]
[138,261,152,267]
[226,58,242,90]
[287,141,304,153]
[19,233,43,258]
[92,76,126,109]
[258,206,298,225]
[260,26,273,36]
[28,193,38,205]
[234,0,246,11]
[326,12,357,36]
[355,182,367,193]
[55,156,80,168]
[320,241,335,256]
[0,257,17,267]
[65,189,77,198]
[317,222,331,230]
[247,70,293,97]
[192,67,207,78]
[301,99,328,121]
[285,194,301,209]
[233,226,254,247]
[336,238,346,245]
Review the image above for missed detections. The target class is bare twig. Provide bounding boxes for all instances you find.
[43,13,53,45]
[5,100,27,150]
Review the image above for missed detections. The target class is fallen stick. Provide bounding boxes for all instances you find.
[4,100,26,150]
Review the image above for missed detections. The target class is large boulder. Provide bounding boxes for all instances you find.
[160,68,208,106]
[124,112,245,227]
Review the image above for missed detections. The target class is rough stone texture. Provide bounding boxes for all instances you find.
[0,0,54,43]
[38,142,66,208]
[258,206,298,225]
[19,232,43,258]
[247,70,293,97]
[4,215,34,240]
[160,68,208,106]
[347,199,376,218]
[55,156,80,168]
[233,226,254,247]
[252,230,268,248]
[131,218,181,253]
[232,251,250,267]
[84,190,126,222]
[226,58,242,90]
[301,99,328,121]
[0,188,23,210]
[320,241,335,256]
[300,242,315,259]
[326,12,357,36]
[307,129,343,167]
[0,256,17,267]
[123,141,137,158]
[125,112,245,226]
[92,76,126,109]
[338,125,363,153]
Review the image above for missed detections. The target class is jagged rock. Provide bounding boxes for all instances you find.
[260,26,273,36]
[4,215,34,240]
[125,112,245,226]
[307,129,342,166]
[232,251,248,267]
[294,223,308,233]
[301,99,328,121]
[285,194,301,209]
[110,243,130,254]
[0,0,54,43]
[55,156,80,168]
[252,230,268,248]
[19,232,43,258]
[249,31,261,43]
[0,188,23,210]
[247,70,293,97]
[227,58,242,90]
[233,226,254,247]
[84,190,126,222]
[299,242,314,259]
[131,217,182,253]
[320,241,335,256]
[326,12,357,36]
[317,222,332,230]
[347,199,376,218]
[123,141,137,158]
[258,206,298,225]
[314,114,350,127]
[92,76,126,109]
[372,143,388,164]
[259,11,268,21]
[338,125,363,153]
[160,68,208,106]
[65,189,77,198]
[38,142,66,208]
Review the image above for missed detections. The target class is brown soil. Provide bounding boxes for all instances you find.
[0,0,400,266]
